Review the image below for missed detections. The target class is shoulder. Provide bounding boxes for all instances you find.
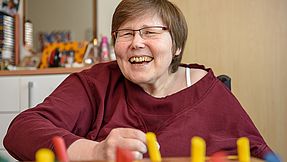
[78,61,122,79]
[190,68,208,85]
[67,61,123,87]
[180,63,210,85]
[83,61,120,75]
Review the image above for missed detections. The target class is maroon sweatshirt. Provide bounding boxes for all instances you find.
[4,61,271,160]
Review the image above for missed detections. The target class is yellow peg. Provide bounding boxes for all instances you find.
[237,137,250,162]
[35,148,55,162]
[146,132,162,162]
[191,136,206,162]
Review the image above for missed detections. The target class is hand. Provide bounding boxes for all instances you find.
[92,128,147,160]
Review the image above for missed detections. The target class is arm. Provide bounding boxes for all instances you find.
[207,79,273,158]
[4,73,96,160]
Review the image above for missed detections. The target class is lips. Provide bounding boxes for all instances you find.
[129,56,153,64]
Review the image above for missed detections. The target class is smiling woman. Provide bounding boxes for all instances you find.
[3,0,272,161]
[23,0,96,52]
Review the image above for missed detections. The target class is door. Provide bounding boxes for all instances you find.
[20,74,68,110]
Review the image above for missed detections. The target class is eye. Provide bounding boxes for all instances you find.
[118,30,133,37]
[142,30,157,35]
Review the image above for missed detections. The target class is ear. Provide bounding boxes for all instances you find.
[175,48,182,56]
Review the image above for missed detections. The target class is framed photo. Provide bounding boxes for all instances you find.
[20,55,40,68]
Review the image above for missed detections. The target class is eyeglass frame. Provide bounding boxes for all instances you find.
[112,26,169,42]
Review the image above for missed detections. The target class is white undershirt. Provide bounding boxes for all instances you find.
[186,67,191,87]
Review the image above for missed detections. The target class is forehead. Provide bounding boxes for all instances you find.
[119,13,164,29]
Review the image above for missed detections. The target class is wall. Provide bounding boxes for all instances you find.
[97,0,121,41]
[171,0,287,161]
[25,0,122,48]
[25,0,93,51]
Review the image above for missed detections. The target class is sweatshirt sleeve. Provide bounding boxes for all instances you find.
[3,72,97,161]
[205,79,273,159]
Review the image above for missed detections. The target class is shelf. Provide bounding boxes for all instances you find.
[0,66,91,76]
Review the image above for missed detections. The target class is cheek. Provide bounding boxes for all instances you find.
[154,43,173,58]
[152,37,174,56]
[114,43,127,58]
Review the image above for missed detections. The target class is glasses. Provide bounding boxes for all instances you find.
[113,26,168,42]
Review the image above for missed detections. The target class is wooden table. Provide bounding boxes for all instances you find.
[0,66,89,76]
[85,157,263,162]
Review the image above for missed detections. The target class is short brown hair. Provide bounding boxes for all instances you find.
[112,0,188,73]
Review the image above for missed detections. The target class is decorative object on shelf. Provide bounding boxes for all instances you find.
[83,38,98,65]
[24,20,33,50]
[0,0,20,15]
[99,36,110,62]
[38,31,71,52]
[49,48,61,67]
[39,41,88,69]
[89,35,116,64]
[0,10,19,70]
[20,55,40,68]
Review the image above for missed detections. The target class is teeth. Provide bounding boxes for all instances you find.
[129,56,152,63]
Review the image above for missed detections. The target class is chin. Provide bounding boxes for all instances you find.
[129,76,151,85]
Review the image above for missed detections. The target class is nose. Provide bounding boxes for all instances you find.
[130,31,145,49]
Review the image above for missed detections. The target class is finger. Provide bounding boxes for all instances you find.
[156,141,160,150]
[114,128,146,143]
[132,151,143,160]
[119,138,147,154]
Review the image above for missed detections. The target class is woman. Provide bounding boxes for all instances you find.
[4,0,271,161]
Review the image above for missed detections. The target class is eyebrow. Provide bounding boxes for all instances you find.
[118,24,166,30]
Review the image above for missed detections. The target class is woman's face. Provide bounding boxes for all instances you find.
[114,13,180,86]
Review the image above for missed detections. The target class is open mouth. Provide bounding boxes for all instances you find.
[129,56,154,64]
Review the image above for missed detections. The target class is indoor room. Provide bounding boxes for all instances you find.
[0,0,286,162]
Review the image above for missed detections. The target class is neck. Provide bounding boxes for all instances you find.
[140,67,186,98]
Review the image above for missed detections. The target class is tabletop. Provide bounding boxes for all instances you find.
[82,157,263,162]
